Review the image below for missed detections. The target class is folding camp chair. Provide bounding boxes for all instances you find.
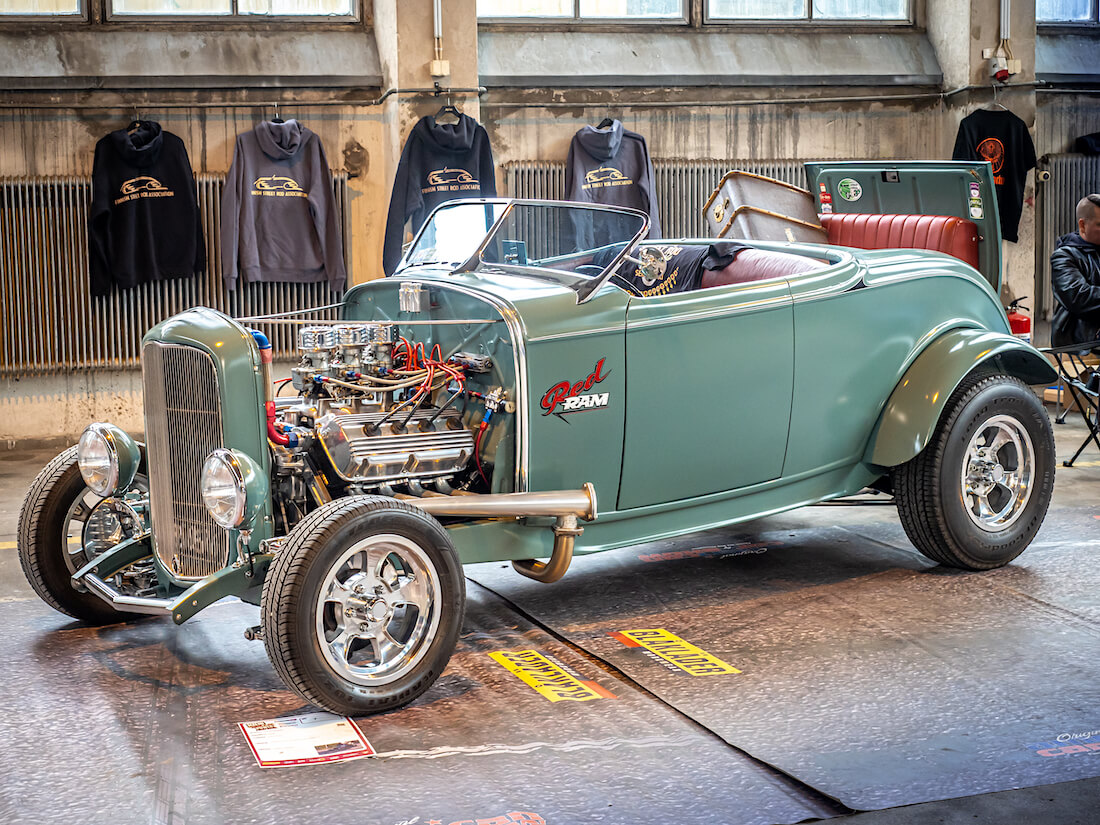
[1043,342,1100,467]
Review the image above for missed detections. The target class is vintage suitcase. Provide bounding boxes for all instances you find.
[702,170,828,244]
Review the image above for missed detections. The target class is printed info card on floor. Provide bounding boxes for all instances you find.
[239,712,375,768]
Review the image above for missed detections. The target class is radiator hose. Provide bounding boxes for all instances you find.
[250,329,297,447]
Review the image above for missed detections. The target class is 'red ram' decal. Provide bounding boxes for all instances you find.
[541,359,610,417]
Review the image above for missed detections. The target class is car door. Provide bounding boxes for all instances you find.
[617,277,794,511]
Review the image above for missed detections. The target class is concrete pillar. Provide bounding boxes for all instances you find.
[928,0,1038,306]
[371,0,480,275]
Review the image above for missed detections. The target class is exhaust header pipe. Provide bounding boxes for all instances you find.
[402,484,596,583]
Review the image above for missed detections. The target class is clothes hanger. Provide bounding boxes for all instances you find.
[127,106,142,134]
[271,102,285,124]
[596,117,615,129]
[990,84,1009,111]
[432,83,462,124]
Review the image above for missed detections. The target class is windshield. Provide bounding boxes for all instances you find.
[400,200,649,299]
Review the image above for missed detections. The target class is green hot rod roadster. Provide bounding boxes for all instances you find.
[19,161,1057,715]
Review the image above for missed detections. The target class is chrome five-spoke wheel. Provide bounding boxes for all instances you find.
[262,497,465,716]
[960,414,1035,532]
[316,534,442,686]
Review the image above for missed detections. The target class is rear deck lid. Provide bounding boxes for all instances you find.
[804,160,1002,292]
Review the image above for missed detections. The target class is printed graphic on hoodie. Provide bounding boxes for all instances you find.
[583,165,632,189]
[423,167,480,194]
[252,176,308,198]
[114,176,174,205]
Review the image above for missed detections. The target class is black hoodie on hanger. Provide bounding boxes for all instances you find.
[565,119,661,239]
[88,120,205,297]
[383,113,496,275]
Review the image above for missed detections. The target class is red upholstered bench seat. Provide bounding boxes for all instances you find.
[700,248,829,289]
[818,213,980,269]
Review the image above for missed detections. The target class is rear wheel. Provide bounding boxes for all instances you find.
[893,373,1055,569]
[262,497,465,716]
[18,447,145,623]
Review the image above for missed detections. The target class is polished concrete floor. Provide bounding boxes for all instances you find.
[1,406,1098,825]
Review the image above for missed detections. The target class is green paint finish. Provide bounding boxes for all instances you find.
[785,251,1010,478]
[619,276,794,509]
[169,555,273,624]
[806,160,1003,291]
[71,534,151,584]
[142,307,274,580]
[868,328,1056,468]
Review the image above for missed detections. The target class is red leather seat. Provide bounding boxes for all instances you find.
[700,248,829,289]
[818,213,980,269]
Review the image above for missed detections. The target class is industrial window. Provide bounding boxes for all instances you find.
[707,0,909,20]
[1037,0,1099,21]
[109,0,356,17]
[477,0,684,19]
[0,0,82,14]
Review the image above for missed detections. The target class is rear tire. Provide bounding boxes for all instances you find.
[18,447,143,624]
[261,496,465,716]
[893,373,1055,569]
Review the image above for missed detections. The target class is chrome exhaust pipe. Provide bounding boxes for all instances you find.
[402,484,596,583]
[402,483,596,521]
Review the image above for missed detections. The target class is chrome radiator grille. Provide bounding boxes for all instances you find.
[142,341,231,580]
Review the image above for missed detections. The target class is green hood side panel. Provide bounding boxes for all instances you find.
[344,272,631,501]
[142,307,274,571]
[805,160,1002,293]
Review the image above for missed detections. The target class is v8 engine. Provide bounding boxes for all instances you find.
[260,322,506,532]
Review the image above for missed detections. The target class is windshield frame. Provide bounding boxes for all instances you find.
[396,198,651,305]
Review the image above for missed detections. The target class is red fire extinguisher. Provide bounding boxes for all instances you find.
[1006,297,1031,343]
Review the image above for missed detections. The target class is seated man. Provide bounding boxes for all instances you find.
[1051,194,1100,347]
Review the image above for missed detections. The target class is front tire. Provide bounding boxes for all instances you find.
[893,373,1055,569]
[261,497,465,716]
[18,447,143,624]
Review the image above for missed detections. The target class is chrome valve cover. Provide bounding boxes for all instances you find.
[317,407,475,486]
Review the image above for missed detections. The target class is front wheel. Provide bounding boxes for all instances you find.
[261,497,465,716]
[18,447,146,624]
[893,373,1055,569]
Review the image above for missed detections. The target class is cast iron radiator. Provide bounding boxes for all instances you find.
[504,159,810,238]
[0,172,349,376]
[1036,153,1100,320]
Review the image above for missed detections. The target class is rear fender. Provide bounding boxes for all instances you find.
[866,329,1056,468]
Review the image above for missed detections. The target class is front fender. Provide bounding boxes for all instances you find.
[866,329,1056,468]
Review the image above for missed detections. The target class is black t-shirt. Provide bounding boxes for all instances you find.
[952,109,1037,243]
[617,242,748,296]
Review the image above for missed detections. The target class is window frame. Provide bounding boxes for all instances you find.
[703,0,912,25]
[477,0,689,25]
[104,0,362,24]
[0,0,87,21]
[1035,0,1100,26]
[478,0,916,28]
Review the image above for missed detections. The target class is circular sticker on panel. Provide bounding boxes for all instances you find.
[837,178,863,202]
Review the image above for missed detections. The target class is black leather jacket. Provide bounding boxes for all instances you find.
[1051,232,1100,347]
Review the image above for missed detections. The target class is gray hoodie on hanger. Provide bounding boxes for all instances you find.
[221,120,346,291]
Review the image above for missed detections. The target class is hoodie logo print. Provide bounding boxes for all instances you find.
[115,176,174,205]
[583,166,633,190]
[423,168,480,194]
[252,176,307,198]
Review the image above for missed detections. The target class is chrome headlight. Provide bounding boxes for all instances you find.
[77,424,140,497]
[201,449,248,529]
[200,449,265,530]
